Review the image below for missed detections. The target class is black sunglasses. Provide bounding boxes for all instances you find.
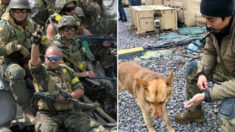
[62,26,76,32]
[63,6,75,12]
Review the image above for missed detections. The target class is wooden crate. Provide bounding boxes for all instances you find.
[131,6,155,34]
[122,0,129,6]
[150,5,177,30]
[183,0,206,27]
[145,0,163,5]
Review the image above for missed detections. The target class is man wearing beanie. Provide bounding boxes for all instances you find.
[175,0,235,131]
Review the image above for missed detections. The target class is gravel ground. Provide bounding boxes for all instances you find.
[118,7,221,132]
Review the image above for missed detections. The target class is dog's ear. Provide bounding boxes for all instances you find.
[165,72,173,87]
[136,78,148,89]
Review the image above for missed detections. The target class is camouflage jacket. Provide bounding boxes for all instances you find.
[197,16,235,101]
[0,12,34,64]
[29,62,83,111]
[51,34,94,72]
[0,1,7,18]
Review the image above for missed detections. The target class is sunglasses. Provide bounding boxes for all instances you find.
[46,56,61,61]
[63,6,75,12]
[13,9,28,13]
[63,26,76,32]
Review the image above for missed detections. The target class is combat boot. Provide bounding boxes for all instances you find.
[175,106,205,123]
[23,107,35,124]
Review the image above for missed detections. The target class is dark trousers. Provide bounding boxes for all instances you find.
[118,0,127,20]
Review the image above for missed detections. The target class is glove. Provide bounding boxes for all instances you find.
[19,46,30,58]
[32,31,42,45]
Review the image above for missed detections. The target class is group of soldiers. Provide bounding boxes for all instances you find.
[0,0,117,131]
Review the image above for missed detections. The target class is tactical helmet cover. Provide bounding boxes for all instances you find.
[55,0,76,13]
[57,15,77,30]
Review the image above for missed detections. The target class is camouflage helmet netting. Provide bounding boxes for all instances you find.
[55,0,76,13]
[57,15,77,30]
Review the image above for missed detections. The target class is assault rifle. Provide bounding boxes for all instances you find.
[75,34,117,48]
[33,91,97,110]
[145,28,215,50]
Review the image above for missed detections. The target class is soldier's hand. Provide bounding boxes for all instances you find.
[197,75,208,91]
[18,45,30,58]
[32,25,44,45]
[87,70,95,78]
[103,41,111,47]
[184,93,205,108]
[56,94,67,102]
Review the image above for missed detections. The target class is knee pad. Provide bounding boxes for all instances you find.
[9,66,26,80]
[185,61,198,76]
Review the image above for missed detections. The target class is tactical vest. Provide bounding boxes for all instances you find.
[0,19,32,64]
[3,20,32,49]
[37,64,77,111]
[52,34,89,71]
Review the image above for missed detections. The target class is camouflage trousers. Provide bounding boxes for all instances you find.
[186,60,235,130]
[82,79,117,119]
[35,109,108,132]
[0,62,31,109]
[219,115,235,132]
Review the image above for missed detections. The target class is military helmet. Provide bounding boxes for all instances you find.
[8,0,31,11]
[75,7,85,17]
[57,15,77,30]
[55,0,76,13]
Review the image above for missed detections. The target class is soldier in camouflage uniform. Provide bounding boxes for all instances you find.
[175,0,235,131]
[46,0,91,40]
[51,16,117,119]
[0,0,35,123]
[76,0,117,78]
[29,32,108,131]
[30,0,55,26]
[0,0,10,18]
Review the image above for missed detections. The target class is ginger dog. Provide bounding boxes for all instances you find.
[118,61,174,132]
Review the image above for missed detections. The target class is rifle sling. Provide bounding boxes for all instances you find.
[62,53,85,72]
